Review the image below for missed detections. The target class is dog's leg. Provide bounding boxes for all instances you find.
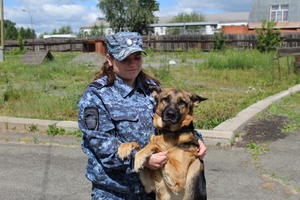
[134,143,162,172]
[117,142,140,160]
[183,159,203,200]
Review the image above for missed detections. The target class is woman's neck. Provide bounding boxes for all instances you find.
[124,79,136,87]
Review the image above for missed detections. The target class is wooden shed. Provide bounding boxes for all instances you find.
[83,40,106,56]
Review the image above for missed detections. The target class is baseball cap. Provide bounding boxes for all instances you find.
[105,32,145,61]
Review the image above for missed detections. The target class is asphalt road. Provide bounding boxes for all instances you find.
[1,129,300,200]
[0,142,90,200]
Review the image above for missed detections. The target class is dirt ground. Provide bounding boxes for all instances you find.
[236,114,289,147]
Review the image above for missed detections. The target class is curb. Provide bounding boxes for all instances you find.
[0,84,299,146]
[205,84,300,146]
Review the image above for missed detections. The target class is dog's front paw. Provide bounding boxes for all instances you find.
[134,151,151,172]
[118,142,140,161]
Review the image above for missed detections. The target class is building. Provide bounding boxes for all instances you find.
[149,22,218,35]
[43,34,77,39]
[249,0,300,32]
[81,13,249,36]
[80,17,113,36]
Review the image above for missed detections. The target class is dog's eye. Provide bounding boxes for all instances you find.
[178,100,187,106]
[161,97,169,103]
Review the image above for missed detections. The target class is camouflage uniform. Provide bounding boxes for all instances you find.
[78,74,159,199]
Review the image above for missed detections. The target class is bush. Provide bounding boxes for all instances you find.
[213,31,226,50]
[256,20,282,52]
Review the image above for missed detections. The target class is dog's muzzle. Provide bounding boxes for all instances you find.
[162,107,180,124]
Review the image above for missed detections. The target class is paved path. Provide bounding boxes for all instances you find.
[206,131,300,200]
[1,129,299,200]
[0,141,90,200]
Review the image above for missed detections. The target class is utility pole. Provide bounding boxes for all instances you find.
[0,0,4,62]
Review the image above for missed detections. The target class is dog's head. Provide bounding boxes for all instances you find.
[151,87,207,132]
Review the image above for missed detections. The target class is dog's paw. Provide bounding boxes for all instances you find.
[118,142,140,161]
[134,151,151,172]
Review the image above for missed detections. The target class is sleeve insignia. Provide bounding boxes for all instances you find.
[84,107,99,130]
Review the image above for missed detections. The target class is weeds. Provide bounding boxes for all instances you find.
[28,124,39,132]
[246,142,269,158]
[66,129,83,138]
[47,125,66,136]
[32,135,39,144]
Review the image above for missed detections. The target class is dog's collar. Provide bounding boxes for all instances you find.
[155,123,195,135]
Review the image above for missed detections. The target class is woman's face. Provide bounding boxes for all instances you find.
[108,52,143,85]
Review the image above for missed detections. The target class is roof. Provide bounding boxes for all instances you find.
[21,50,54,65]
[43,34,77,39]
[204,12,249,23]
[149,22,218,27]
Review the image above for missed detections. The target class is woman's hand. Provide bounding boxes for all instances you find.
[197,140,207,160]
[145,151,168,170]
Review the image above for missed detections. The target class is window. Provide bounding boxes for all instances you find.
[270,4,289,22]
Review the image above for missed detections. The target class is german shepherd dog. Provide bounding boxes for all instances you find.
[118,87,207,200]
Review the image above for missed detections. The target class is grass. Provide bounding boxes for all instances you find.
[1,49,300,129]
[264,92,300,133]
[0,52,97,121]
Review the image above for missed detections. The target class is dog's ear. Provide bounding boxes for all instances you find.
[190,93,207,106]
[149,86,162,102]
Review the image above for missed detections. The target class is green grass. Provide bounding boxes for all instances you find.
[1,49,300,129]
[0,52,97,120]
[265,92,300,133]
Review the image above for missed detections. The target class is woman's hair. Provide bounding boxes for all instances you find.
[94,56,160,89]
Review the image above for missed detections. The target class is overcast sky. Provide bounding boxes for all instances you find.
[4,0,253,35]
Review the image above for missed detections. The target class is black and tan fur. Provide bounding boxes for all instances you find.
[118,87,207,200]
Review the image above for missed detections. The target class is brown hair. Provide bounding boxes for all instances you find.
[94,58,160,89]
[94,42,160,88]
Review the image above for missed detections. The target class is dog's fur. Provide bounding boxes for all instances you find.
[117,87,207,200]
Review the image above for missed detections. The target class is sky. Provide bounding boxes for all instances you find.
[4,0,253,35]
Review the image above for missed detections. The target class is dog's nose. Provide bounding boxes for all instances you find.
[163,108,179,124]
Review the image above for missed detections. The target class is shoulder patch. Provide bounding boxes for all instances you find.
[89,81,104,89]
[84,107,99,130]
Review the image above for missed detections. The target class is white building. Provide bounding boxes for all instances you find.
[80,12,250,36]
[80,17,113,36]
[43,34,77,39]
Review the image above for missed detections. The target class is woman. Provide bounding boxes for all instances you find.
[78,32,207,200]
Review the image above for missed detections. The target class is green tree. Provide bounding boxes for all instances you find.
[98,0,159,34]
[90,24,105,37]
[4,20,18,40]
[167,12,205,35]
[24,28,36,39]
[256,19,282,52]
[18,27,26,39]
[170,12,205,23]
[213,31,226,50]
[58,26,73,34]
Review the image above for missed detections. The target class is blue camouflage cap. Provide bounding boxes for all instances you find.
[105,32,145,61]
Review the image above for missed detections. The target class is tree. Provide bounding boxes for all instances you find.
[256,19,282,52]
[213,31,226,50]
[4,20,18,40]
[170,12,205,23]
[90,24,105,37]
[57,26,73,34]
[98,0,159,34]
[18,27,26,39]
[167,12,205,35]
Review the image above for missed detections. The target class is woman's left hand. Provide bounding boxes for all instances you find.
[197,140,207,160]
